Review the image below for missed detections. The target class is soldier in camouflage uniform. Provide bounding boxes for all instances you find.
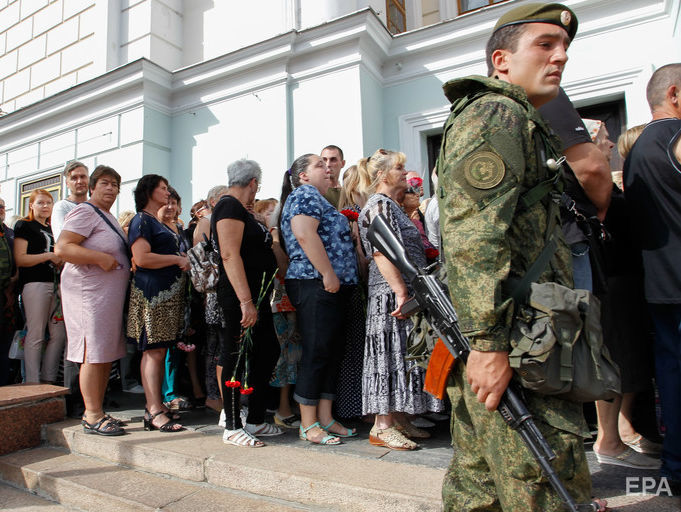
[437,4,604,511]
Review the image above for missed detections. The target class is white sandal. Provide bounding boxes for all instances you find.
[244,422,284,437]
[222,428,264,447]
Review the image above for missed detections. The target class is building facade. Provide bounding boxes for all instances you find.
[0,0,679,218]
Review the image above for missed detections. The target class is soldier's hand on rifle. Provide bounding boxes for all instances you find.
[467,350,513,411]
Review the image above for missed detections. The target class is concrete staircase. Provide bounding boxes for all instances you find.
[0,419,445,511]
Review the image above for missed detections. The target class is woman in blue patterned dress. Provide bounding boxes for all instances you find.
[357,149,443,451]
[279,154,359,445]
[127,174,189,432]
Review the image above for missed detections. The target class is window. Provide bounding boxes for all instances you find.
[576,99,626,172]
[19,174,62,216]
[386,0,406,34]
[458,0,508,15]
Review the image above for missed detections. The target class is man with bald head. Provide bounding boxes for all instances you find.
[623,63,681,488]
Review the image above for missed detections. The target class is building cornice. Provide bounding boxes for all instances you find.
[0,0,674,147]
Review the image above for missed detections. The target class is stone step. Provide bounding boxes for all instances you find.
[0,383,68,456]
[44,419,443,511]
[0,481,74,511]
[0,446,315,512]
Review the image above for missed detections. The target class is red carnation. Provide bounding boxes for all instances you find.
[425,248,439,260]
[340,209,359,222]
[240,386,254,395]
[225,379,241,388]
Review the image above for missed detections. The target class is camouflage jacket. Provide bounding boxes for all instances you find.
[438,76,573,353]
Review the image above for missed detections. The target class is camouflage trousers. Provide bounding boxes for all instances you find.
[442,362,592,511]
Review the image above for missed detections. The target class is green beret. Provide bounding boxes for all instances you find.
[493,3,578,40]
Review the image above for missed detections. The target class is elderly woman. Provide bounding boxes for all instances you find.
[56,165,129,435]
[14,189,65,384]
[127,174,189,432]
[357,148,442,451]
[279,154,358,445]
[193,185,230,415]
[213,159,282,447]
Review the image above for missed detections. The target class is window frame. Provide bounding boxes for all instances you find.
[457,0,509,16]
[19,174,62,217]
[386,0,407,34]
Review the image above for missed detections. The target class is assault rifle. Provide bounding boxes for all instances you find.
[367,214,600,512]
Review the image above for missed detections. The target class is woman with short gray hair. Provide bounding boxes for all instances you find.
[212,159,282,447]
[227,159,262,188]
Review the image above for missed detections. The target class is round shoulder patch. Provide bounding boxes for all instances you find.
[463,151,506,189]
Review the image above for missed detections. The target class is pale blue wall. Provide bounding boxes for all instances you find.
[382,74,448,151]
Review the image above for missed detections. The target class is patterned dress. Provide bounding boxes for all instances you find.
[335,204,366,419]
[126,211,187,351]
[269,272,302,387]
[358,194,443,416]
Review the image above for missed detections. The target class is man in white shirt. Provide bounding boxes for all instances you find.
[51,162,89,242]
[52,161,88,416]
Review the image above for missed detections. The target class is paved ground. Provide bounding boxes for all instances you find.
[99,389,680,511]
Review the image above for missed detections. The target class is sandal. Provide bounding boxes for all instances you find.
[83,416,125,436]
[299,422,341,445]
[322,419,357,438]
[395,421,431,439]
[274,413,301,429]
[164,397,191,411]
[147,407,180,421]
[244,422,284,437]
[104,414,127,427]
[144,410,184,433]
[369,426,417,451]
[223,428,264,447]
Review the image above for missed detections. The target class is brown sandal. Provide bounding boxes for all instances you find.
[369,426,417,450]
[395,421,431,439]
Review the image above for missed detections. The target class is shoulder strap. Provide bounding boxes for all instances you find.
[84,202,131,261]
[509,131,563,303]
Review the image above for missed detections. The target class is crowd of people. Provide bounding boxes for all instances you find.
[0,1,680,508]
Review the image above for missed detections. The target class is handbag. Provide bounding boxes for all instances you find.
[187,234,220,293]
[9,328,26,360]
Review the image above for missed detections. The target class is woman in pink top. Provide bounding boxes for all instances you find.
[56,165,131,436]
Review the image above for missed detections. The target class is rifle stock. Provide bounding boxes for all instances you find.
[367,213,598,512]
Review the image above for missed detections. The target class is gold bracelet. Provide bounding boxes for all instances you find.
[240,299,253,306]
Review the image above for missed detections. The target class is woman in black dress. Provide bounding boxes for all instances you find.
[212,159,282,447]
